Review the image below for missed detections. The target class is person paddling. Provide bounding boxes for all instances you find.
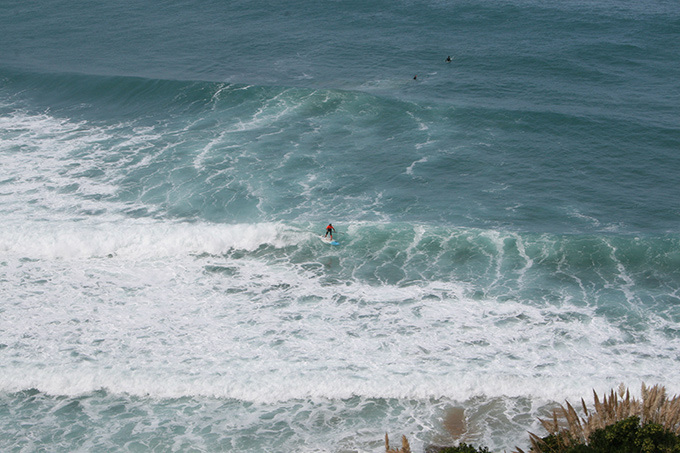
[324,223,336,240]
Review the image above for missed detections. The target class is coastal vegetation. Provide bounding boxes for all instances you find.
[387,384,680,453]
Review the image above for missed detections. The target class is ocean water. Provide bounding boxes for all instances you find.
[1,0,679,451]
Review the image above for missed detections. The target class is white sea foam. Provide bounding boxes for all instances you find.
[0,219,296,259]
[406,157,428,175]
[0,109,160,220]
[2,219,677,407]
[229,89,297,132]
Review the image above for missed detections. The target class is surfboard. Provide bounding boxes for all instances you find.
[320,236,340,246]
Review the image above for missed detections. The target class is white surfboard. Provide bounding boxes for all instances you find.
[320,236,340,246]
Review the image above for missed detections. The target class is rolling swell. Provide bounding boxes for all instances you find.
[0,67,409,121]
[1,69,443,224]
[2,68,678,235]
[0,68,236,120]
[332,225,680,311]
[3,67,679,234]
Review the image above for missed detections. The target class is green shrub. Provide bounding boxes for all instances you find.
[394,386,680,453]
[588,416,680,453]
[532,416,680,453]
[430,443,491,453]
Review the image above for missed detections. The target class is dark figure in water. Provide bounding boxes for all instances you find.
[446,56,452,62]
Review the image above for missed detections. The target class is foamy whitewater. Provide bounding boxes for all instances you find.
[1,0,679,451]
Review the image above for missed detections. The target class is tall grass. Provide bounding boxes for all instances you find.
[526,383,680,451]
[385,433,411,453]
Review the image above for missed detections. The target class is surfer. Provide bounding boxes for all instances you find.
[446,55,452,63]
[324,223,336,240]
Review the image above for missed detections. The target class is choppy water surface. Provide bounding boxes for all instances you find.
[1,0,679,450]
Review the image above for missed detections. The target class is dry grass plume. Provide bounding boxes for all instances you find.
[385,433,411,453]
[524,383,680,452]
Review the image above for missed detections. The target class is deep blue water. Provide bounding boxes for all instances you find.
[1,0,679,451]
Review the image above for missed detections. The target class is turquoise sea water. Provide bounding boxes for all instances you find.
[1,0,679,451]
